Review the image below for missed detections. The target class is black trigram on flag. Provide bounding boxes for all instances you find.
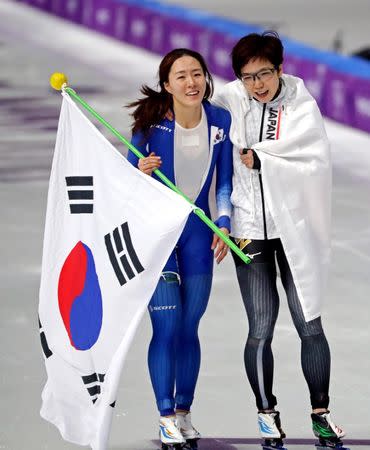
[65,176,94,214]
[81,372,105,404]
[39,317,53,359]
[105,222,144,286]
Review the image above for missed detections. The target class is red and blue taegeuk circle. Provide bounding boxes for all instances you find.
[58,241,103,350]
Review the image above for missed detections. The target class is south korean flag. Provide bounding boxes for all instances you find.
[39,93,193,450]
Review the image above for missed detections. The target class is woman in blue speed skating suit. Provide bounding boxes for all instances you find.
[127,48,233,450]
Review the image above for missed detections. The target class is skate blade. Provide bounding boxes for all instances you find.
[315,444,350,450]
[183,439,199,449]
[262,446,288,450]
[160,443,184,450]
[262,444,288,450]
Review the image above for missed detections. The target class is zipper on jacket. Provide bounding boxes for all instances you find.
[258,103,268,240]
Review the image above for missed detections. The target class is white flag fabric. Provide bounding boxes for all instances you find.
[216,75,331,321]
[39,93,193,449]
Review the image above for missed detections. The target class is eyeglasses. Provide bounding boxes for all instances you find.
[241,68,276,85]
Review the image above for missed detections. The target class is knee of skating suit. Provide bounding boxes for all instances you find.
[174,222,213,413]
[174,272,212,413]
[148,268,182,416]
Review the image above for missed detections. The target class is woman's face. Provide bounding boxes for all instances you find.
[164,55,206,109]
[240,57,282,103]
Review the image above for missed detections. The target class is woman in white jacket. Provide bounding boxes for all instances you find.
[215,32,346,450]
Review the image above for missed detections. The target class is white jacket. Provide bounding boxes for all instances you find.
[215,74,331,321]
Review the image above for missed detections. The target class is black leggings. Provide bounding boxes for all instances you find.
[231,238,331,411]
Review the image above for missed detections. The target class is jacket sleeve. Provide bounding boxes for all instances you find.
[127,131,149,167]
[214,112,233,231]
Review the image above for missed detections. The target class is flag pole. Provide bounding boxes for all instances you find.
[49,73,251,265]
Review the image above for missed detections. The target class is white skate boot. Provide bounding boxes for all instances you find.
[176,411,201,445]
[311,411,348,449]
[258,411,287,450]
[159,416,185,450]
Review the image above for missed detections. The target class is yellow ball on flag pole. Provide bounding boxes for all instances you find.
[50,72,68,91]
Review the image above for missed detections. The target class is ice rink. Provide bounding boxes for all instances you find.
[0,1,370,449]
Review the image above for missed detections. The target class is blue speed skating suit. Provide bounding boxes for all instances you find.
[127,101,232,415]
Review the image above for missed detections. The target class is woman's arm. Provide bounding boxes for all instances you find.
[214,115,233,231]
[127,132,146,167]
[211,113,233,263]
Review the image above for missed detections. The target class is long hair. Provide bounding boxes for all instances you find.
[231,31,284,79]
[127,48,214,136]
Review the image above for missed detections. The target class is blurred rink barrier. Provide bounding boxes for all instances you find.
[14,0,370,134]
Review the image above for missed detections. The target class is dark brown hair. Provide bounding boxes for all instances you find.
[231,31,284,79]
[128,48,214,136]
